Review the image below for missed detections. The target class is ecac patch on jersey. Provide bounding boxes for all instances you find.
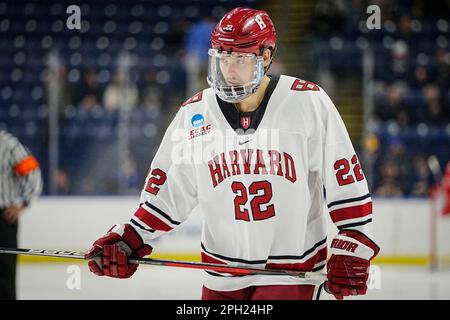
[191,114,204,127]
[189,124,211,140]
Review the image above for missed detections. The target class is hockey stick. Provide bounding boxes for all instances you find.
[427,155,442,270]
[0,247,327,282]
[428,155,442,183]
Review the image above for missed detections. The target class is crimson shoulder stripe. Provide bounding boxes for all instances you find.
[181,91,203,107]
[291,79,320,91]
[330,202,372,223]
[134,207,173,232]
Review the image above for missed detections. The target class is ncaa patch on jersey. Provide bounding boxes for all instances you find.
[191,114,205,127]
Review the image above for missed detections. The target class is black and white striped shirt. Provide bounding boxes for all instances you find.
[0,130,42,209]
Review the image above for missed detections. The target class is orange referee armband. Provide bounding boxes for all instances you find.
[15,155,40,176]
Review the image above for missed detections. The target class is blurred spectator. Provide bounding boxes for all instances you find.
[140,70,163,112]
[103,71,139,111]
[422,84,448,124]
[435,49,450,90]
[407,155,433,196]
[410,66,430,89]
[374,160,405,197]
[117,156,140,194]
[184,16,215,96]
[397,15,415,42]
[75,68,104,107]
[141,92,162,113]
[389,40,410,81]
[386,138,410,178]
[374,83,411,126]
[53,168,71,195]
[79,94,102,110]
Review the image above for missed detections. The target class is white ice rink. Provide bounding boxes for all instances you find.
[17,262,450,300]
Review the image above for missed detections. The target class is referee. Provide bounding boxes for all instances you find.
[0,130,42,300]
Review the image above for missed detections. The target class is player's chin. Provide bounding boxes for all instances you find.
[226,81,242,86]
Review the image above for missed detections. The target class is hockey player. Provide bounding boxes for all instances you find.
[86,7,379,300]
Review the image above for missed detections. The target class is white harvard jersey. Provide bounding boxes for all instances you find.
[129,75,373,291]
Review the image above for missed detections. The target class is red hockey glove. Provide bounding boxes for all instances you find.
[326,229,380,300]
[85,224,152,279]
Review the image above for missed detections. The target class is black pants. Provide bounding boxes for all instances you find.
[0,210,17,300]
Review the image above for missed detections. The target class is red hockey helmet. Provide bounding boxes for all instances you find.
[210,7,277,56]
[208,8,277,103]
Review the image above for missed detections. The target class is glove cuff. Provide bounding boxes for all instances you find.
[110,224,153,258]
[330,229,380,261]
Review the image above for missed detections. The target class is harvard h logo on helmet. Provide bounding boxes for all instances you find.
[207,8,277,103]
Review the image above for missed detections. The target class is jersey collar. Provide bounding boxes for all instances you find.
[215,74,280,134]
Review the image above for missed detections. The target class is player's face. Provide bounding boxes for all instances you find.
[207,48,264,103]
[219,53,256,86]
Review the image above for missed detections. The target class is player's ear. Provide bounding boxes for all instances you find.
[262,49,272,68]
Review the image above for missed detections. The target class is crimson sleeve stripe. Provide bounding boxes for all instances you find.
[313,264,326,272]
[337,218,372,230]
[205,271,247,278]
[315,283,324,300]
[330,202,372,223]
[201,252,226,265]
[202,239,327,265]
[201,243,267,264]
[339,229,379,252]
[134,207,173,232]
[266,247,327,272]
[130,218,155,233]
[327,193,371,209]
[144,201,180,225]
[268,238,326,260]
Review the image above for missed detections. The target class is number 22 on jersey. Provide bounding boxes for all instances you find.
[231,181,275,222]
